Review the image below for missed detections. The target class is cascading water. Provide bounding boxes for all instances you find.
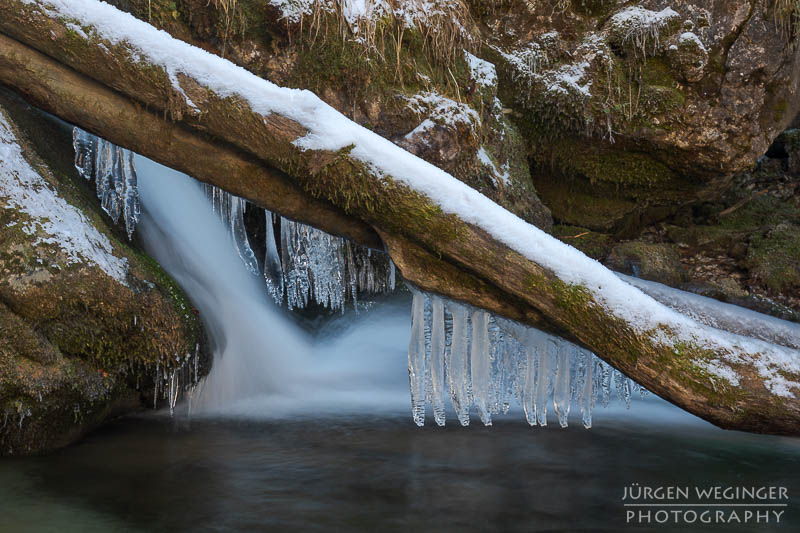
[137,157,311,411]
[135,155,411,416]
[75,128,644,425]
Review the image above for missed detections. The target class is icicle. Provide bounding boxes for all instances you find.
[522,335,537,426]
[448,302,471,426]
[470,309,492,426]
[614,368,626,405]
[600,361,612,408]
[72,128,96,179]
[389,259,396,291]
[503,336,519,414]
[72,128,140,239]
[193,343,200,385]
[580,349,594,428]
[623,377,632,409]
[429,296,447,426]
[282,218,310,310]
[487,317,503,416]
[423,295,433,406]
[345,240,358,311]
[120,149,140,240]
[93,138,112,215]
[553,341,571,428]
[263,210,284,305]
[534,335,556,426]
[408,290,427,426]
[153,360,160,410]
[230,197,259,275]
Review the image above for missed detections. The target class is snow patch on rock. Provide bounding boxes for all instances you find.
[0,111,128,283]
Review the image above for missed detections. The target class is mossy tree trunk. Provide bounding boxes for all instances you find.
[1,0,798,435]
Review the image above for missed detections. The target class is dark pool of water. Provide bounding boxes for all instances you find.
[1,402,798,533]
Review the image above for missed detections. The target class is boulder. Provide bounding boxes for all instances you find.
[0,94,204,455]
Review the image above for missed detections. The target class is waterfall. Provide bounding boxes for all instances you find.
[76,128,643,425]
[135,156,410,416]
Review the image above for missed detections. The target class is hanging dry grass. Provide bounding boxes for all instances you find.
[775,0,800,36]
[297,0,478,70]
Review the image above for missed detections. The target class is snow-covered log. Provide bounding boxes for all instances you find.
[0,0,798,435]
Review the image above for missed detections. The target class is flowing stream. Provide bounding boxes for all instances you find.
[0,156,797,532]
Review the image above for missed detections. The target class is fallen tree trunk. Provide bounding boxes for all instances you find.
[1,0,799,435]
[0,35,381,250]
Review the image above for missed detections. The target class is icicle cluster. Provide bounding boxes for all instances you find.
[72,128,140,239]
[263,210,396,312]
[202,184,260,275]
[153,344,202,416]
[199,185,396,313]
[408,288,646,428]
[70,129,395,312]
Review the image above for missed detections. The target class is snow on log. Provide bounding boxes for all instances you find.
[0,0,798,434]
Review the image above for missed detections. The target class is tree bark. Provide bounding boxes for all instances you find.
[1,0,798,435]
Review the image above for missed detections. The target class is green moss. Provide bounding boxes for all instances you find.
[657,339,745,409]
[745,223,800,293]
[530,135,679,191]
[608,241,684,285]
[295,149,465,251]
[640,57,676,86]
[550,279,593,309]
[533,177,637,231]
[552,225,613,259]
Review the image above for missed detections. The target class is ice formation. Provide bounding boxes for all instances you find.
[200,185,397,311]
[203,184,260,276]
[152,344,202,416]
[72,129,395,315]
[269,212,396,311]
[72,128,140,240]
[201,186,397,312]
[407,288,644,428]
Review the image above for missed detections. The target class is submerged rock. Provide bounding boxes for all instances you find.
[0,95,204,455]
